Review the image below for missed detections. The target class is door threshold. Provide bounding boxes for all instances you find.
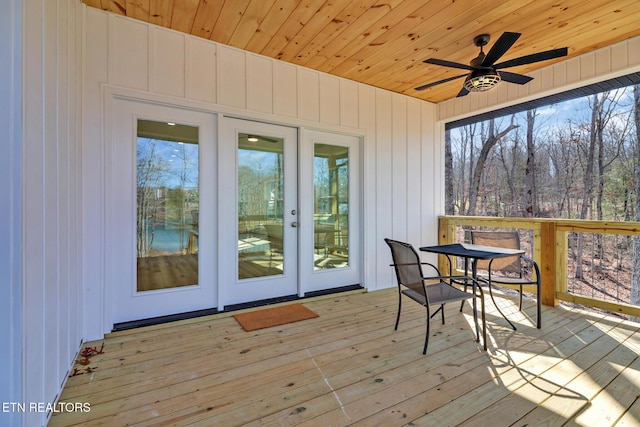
[112,307,219,332]
[112,284,363,332]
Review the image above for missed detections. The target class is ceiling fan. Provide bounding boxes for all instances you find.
[415,32,568,97]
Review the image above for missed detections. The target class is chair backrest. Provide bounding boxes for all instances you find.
[385,239,426,297]
[471,231,522,276]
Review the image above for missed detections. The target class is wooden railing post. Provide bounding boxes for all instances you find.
[437,217,452,275]
[540,221,558,307]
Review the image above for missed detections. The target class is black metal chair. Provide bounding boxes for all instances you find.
[385,238,486,354]
[471,231,542,330]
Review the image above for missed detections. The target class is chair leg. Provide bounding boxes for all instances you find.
[536,280,542,329]
[518,288,523,311]
[480,294,487,350]
[460,280,469,312]
[488,283,517,331]
[423,309,431,355]
[395,292,402,330]
[430,305,444,322]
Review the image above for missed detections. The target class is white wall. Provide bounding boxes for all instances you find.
[438,35,640,123]
[0,0,22,426]
[12,1,83,426]
[82,7,442,340]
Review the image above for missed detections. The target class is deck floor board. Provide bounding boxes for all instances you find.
[50,289,640,426]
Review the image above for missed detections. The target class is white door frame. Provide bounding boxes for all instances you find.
[218,117,299,308]
[299,129,362,295]
[99,87,366,331]
[107,98,217,324]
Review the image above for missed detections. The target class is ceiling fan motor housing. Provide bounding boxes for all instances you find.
[463,68,501,92]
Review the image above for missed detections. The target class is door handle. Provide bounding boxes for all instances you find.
[291,222,298,228]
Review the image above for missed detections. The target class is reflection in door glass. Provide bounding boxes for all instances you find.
[238,133,285,279]
[136,120,199,291]
[314,144,349,270]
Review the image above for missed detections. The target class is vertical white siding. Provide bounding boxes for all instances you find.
[20,1,83,426]
[391,94,408,240]
[82,8,440,340]
[438,35,640,122]
[373,90,394,287]
[274,61,298,117]
[218,45,247,109]
[109,15,149,91]
[297,68,321,121]
[150,28,185,97]
[0,0,22,426]
[247,54,274,113]
[186,37,217,103]
[319,74,341,125]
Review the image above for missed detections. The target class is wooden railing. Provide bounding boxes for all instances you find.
[438,216,640,318]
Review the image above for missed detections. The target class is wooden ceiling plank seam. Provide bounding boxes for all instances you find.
[288,0,382,67]
[83,0,103,10]
[169,0,200,34]
[341,0,534,84]
[209,0,253,44]
[372,0,638,99]
[148,0,174,28]
[274,0,357,63]
[190,0,226,40]
[227,0,279,49]
[369,0,557,94]
[243,0,305,53]
[257,0,330,59]
[125,0,150,22]
[101,0,126,15]
[326,0,457,77]
[371,0,546,88]
[81,0,640,103]
[303,0,407,71]
[311,0,427,73]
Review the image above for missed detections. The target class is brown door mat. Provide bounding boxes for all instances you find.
[233,303,319,331]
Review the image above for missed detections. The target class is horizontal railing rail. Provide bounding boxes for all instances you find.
[438,216,640,318]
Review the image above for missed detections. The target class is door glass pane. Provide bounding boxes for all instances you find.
[314,144,349,270]
[136,120,199,291]
[238,134,285,279]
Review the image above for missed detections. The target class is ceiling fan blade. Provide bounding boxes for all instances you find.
[424,58,474,71]
[498,71,533,85]
[482,32,521,66]
[494,47,568,69]
[414,73,468,91]
[456,86,470,97]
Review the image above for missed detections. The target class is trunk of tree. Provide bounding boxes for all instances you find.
[575,94,603,278]
[466,125,477,215]
[467,118,518,216]
[444,129,455,215]
[497,139,517,216]
[525,109,537,217]
[631,85,640,322]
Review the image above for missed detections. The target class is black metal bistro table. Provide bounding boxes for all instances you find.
[420,243,525,330]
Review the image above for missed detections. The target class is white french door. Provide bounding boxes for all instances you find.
[110,99,217,324]
[219,119,362,308]
[219,118,299,306]
[299,130,361,294]
[109,103,362,320]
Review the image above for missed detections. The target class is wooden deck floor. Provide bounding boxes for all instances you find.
[50,289,640,426]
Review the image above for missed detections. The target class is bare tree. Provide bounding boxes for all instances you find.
[466,117,518,216]
[631,85,640,321]
[137,140,168,258]
[444,128,455,215]
[525,109,538,217]
[575,94,606,278]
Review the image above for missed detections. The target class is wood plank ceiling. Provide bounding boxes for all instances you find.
[83,0,640,104]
